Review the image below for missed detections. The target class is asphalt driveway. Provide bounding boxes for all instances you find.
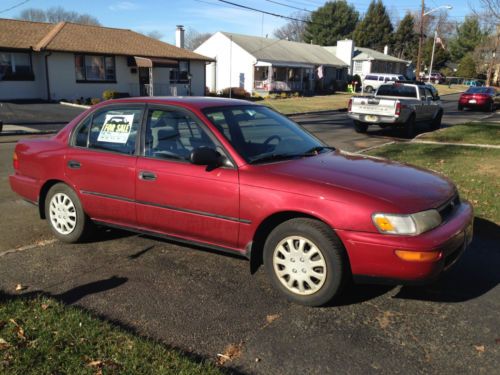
[0,137,499,373]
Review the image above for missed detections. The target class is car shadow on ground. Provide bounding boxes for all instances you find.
[0,286,245,375]
[394,217,500,303]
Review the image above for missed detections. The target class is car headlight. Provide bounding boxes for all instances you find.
[372,210,442,235]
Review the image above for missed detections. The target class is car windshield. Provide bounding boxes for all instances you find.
[203,105,331,164]
[466,87,490,94]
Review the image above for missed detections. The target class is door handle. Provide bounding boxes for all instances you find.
[139,171,157,181]
[68,160,81,169]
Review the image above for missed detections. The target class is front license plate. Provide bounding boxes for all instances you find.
[468,99,477,104]
[365,115,378,122]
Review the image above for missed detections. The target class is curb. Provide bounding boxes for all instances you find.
[288,108,348,117]
[410,139,500,149]
[59,101,91,109]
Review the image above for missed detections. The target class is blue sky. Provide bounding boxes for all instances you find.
[1,0,474,44]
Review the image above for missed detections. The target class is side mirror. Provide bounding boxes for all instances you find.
[190,147,220,169]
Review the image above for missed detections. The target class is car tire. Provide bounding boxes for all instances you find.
[45,183,94,243]
[430,110,443,130]
[404,114,416,138]
[457,104,463,111]
[365,86,373,93]
[353,121,368,133]
[263,218,349,306]
[488,101,495,112]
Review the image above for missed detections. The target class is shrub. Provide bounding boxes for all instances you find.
[91,98,101,105]
[102,90,116,101]
[220,87,250,99]
[280,92,288,99]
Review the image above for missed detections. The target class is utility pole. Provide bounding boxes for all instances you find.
[416,0,425,80]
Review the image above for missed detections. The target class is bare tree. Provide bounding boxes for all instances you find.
[184,28,212,51]
[273,12,309,42]
[17,7,100,25]
[472,0,500,26]
[145,30,164,40]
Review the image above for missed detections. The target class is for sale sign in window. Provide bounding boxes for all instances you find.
[97,114,134,143]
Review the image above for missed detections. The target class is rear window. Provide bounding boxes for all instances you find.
[376,85,417,98]
[466,87,490,94]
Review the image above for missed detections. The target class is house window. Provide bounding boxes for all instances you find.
[0,51,34,81]
[170,60,190,83]
[75,54,116,82]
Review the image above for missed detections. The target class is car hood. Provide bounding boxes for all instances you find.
[252,150,456,213]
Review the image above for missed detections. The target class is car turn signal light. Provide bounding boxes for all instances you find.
[395,250,441,262]
[13,152,19,170]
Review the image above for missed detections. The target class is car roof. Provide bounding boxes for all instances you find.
[102,96,260,111]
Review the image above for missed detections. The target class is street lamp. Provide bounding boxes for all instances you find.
[416,3,452,80]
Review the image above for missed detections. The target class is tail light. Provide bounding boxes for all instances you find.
[348,98,352,112]
[395,102,402,116]
[13,151,19,170]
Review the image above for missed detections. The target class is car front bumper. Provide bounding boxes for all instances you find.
[336,201,473,283]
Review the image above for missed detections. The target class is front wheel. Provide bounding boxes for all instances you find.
[488,101,495,112]
[263,218,349,306]
[404,114,416,138]
[45,183,94,243]
[353,121,368,133]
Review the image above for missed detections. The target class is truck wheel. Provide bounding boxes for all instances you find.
[488,101,495,112]
[263,218,349,306]
[404,114,416,138]
[353,121,368,133]
[430,110,443,130]
[45,183,94,243]
[457,104,463,111]
[365,86,373,93]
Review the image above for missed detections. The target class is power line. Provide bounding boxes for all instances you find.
[0,0,30,14]
[264,0,314,13]
[215,0,311,23]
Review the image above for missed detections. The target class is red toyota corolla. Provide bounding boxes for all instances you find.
[9,97,473,306]
[458,86,499,111]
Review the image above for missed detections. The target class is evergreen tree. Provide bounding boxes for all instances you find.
[304,1,359,46]
[449,16,488,62]
[422,36,450,71]
[353,0,393,51]
[392,13,418,60]
[455,53,477,77]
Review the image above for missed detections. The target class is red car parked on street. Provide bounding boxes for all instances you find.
[458,86,499,112]
[9,97,473,306]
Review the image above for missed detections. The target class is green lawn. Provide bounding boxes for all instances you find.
[0,293,221,375]
[417,123,500,145]
[261,93,350,114]
[367,143,500,224]
[432,84,469,96]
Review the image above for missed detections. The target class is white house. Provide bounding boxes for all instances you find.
[0,19,212,101]
[325,40,411,78]
[195,32,348,95]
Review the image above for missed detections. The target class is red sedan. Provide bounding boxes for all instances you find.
[458,86,499,111]
[9,97,473,306]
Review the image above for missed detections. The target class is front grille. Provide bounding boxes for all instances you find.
[438,194,460,223]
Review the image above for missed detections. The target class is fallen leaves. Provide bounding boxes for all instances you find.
[376,311,396,329]
[15,284,27,292]
[9,319,27,341]
[474,344,485,354]
[266,314,280,325]
[216,342,243,366]
[0,338,10,350]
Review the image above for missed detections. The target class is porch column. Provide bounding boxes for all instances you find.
[300,68,304,92]
[268,65,273,91]
[149,67,154,96]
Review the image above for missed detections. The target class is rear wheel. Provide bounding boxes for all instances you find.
[404,114,416,138]
[488,101,495,112]
[365,86,374,93]
[353,121,368,133]
[430,110,443,130]
[457,104,463,111]
[263,218,348,306]
[45,183,94,243]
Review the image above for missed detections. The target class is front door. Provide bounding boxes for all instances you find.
[135,106,240,249]
[139,67,150,96]
[65,105,144,226]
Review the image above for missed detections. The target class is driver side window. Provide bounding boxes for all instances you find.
[144,109,216,161]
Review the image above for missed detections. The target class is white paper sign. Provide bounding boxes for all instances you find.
[97,114,134,144]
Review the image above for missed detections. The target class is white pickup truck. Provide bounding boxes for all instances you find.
[347,82,444,137]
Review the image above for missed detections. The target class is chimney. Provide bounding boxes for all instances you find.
[384,45,389,55]
[335,39,354,75]
[176,25,185,48]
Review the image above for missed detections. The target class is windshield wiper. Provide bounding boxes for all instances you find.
[302,146,335,156]
[249,153,302,164]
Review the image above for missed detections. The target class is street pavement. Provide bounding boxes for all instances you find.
[0,96,499,374]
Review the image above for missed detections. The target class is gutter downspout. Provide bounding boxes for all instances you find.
[45,51,52,102]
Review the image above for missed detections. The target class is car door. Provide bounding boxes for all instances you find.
[65,104,144,226]
[424,87,439,120]
[135,106,240,249]
[415,86,428,121]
